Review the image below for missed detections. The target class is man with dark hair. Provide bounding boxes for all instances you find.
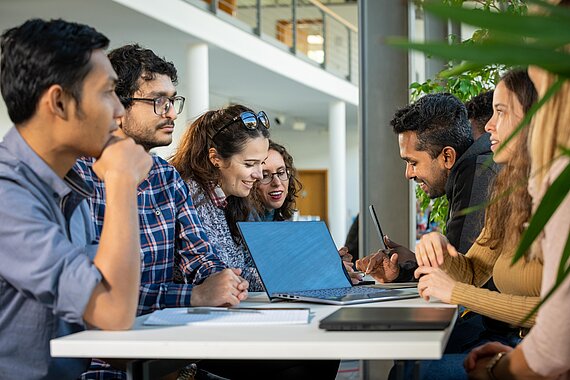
[357,92,499,380]
[466,90,494,140]
[0,19,152,379]
[357,92,497,281]
[75,44,248,379]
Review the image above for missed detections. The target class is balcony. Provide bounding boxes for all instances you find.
[186,0,359,85]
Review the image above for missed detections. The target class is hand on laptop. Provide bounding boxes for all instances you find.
[190,268,249,306]
[356,250,399,283]
[338,247,362,284]
[338,246,353,264]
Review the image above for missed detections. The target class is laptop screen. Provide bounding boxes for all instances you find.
[237,221,352,294]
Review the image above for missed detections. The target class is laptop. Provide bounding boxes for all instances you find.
[319,307,456,331]
[237,221,418,305]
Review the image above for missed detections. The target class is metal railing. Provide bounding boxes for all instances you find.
[192,0,358,85]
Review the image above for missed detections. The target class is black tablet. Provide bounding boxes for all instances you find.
[319,307,456,331]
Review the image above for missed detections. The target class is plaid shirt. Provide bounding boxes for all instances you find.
[207,182,228,208]
[75,156,226,380]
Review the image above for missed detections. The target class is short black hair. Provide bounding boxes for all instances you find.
[465,90,494,137]
[108,44,178,109]
[391,93,473,158]
[1,18,109,124]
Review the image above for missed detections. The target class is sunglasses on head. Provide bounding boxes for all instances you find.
[210,111,270,141]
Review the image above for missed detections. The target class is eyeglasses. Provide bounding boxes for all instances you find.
[210,111,270,141]
[259,170,290,185]
[127,96,185,116]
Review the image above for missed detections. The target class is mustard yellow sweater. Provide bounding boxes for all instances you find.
[443,229,542,328]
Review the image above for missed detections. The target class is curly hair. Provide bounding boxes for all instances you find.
[390,93,473,159]
[170,104,270,241]
[253,141,303,221]
[477,70,538,254]
[107,44,177,109]
[465,90,494,138]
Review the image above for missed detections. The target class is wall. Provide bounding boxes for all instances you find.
[269,126,359,245]
[0,100,9,138]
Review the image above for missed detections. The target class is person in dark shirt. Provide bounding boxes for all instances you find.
[466,90,494,141]
[357,93,498,282]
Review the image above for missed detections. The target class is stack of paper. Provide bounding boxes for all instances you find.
[144,308,310,326]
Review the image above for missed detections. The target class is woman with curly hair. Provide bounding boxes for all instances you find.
[253,140,302,221]
[170,104,270,291]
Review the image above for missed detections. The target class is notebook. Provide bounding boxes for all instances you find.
[144,307,310,326]
[237,221,418,305]
[319,307,456,331]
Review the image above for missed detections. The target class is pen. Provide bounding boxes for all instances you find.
[250,307,310,311]
[187,307,311,314]
[187,307,262,314]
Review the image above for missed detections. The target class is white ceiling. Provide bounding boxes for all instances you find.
[0,0,358,131]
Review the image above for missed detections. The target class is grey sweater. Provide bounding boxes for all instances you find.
[187,179,264,291]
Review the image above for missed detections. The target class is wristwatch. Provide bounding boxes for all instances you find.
[177,363,197,380]
[486,351,507,380]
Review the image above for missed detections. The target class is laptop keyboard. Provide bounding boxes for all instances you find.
[288,287,387,298]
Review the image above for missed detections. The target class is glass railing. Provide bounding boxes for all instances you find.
[190,0,358,85]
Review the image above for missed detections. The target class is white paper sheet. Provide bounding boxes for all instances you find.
[144,307,310,326]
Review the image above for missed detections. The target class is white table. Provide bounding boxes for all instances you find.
[51,293,457,379]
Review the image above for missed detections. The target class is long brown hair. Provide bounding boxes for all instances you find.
[170,104,270,241]
[477,70,538,254]
[253,140,303,220]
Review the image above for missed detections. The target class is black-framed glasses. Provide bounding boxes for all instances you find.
[127,96,185,116]
[259,170,290,185]
[210,111,270,141]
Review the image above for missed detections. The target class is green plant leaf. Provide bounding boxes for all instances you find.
[387,38,570,78]
[512,161,570,264]
[558,225,570,284]
[423,1,570,45]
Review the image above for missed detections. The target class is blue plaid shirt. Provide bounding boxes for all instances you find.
[75,156,226,380]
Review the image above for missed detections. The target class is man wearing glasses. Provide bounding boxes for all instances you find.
[75,44,248,379]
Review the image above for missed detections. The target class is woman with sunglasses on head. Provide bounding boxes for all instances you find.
[171,104,270,292]
[171,106,340,379]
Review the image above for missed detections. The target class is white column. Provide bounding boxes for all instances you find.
[155,43,210,158]
[186,43,210,122]
[328,100,347,246]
